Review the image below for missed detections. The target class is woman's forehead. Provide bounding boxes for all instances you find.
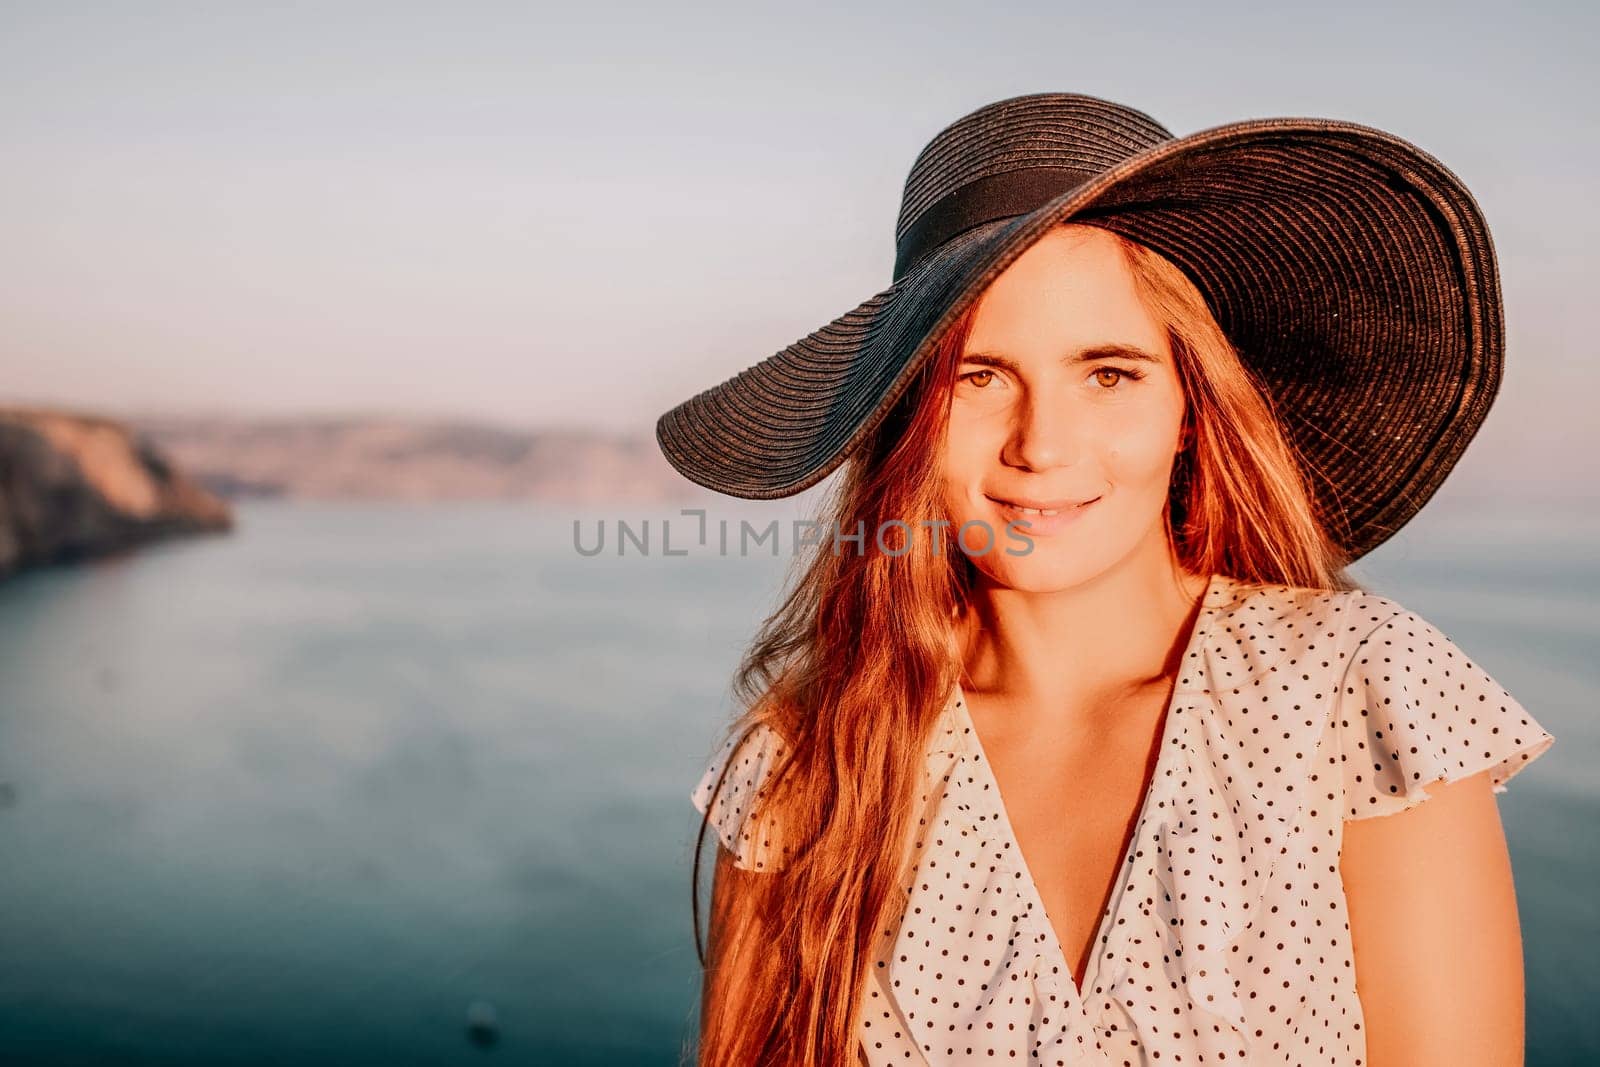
[963,230,1170,362]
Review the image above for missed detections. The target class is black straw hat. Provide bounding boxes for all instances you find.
[653,92,1503,560]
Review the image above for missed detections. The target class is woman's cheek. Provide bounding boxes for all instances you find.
[1101,424,1178,485]
[941,427,993,515]
[940,468,981,529]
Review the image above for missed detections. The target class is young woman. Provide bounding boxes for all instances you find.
[657,93,1555,1066]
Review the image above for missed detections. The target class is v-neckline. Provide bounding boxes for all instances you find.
[947,571,1223,1004]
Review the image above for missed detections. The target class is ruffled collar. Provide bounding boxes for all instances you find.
[904,572,1330,1062]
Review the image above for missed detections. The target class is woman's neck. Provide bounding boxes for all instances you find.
[955,557,1211,727]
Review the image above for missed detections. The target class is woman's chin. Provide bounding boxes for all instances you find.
[968,551,1094,594]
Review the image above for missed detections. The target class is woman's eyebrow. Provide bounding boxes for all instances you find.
[958,343,1164,371]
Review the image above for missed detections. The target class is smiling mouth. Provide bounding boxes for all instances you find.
[987,494,1100,516]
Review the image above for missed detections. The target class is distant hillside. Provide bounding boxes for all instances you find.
[126,414,711,503]
[0,406,233,579]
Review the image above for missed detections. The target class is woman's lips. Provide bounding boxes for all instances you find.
[989,495,1101,536]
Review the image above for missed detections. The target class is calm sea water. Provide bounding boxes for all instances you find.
[0,498,1595,1065]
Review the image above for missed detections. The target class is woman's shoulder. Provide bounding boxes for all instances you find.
[1212,575,1524,677]
[689,718,793,872]
[1211,574,1555,820]
[1201,574,1518,713]
[1206,573,1411,670]
[1216,572,1403,630]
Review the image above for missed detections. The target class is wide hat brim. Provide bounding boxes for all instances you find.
[654,117,1502,562]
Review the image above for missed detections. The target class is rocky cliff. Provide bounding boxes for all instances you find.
[0,406,234,579]
[128,414,708,503]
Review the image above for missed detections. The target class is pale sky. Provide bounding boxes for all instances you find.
[1,1,1594,498]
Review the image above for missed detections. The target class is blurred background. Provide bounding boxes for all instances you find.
[0,1,1595,1064]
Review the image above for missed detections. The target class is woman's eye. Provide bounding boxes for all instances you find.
[959,369,995,388]
[1092,366,1144,389]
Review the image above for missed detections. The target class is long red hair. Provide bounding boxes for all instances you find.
[686,225,1358,1065]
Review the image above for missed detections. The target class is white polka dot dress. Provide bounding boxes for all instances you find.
[689,573,1556,1065]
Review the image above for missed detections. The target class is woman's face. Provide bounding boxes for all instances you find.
[939,224,1187,593]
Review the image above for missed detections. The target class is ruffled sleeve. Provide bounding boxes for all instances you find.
[1337,607,1555,821]
[689,721,792,872]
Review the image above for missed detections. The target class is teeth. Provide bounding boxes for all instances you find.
[1015,505,1059,516]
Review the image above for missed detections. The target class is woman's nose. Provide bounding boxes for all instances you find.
[1002,388,1079,472]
